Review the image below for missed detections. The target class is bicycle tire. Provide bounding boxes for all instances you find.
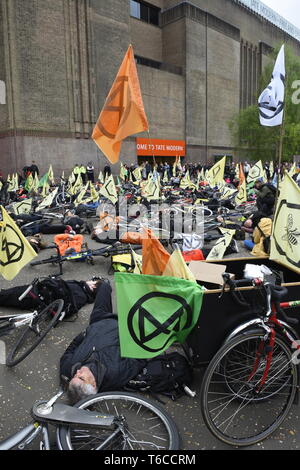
[200,330,297,447]
[57,391,180,450]
[6,299,64,367]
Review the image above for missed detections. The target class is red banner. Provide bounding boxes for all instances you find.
[136,138,186,157]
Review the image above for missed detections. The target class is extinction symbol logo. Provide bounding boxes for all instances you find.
[98,76,131,139]
[127,292,193,353]
[0,223,25,266]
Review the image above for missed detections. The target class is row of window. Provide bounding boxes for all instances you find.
[130,0,160,26]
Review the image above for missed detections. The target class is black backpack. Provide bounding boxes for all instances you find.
[125,352,193,400]
[37,278,78,318]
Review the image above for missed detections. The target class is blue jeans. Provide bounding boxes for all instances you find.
[244,240,255,251]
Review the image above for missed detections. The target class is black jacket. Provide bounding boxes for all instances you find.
[59,314,146,392]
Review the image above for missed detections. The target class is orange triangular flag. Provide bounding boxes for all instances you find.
[92,45,149,164]
[239,163,245,188]
[142,229,170,276]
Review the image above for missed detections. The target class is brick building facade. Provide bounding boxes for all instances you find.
[0,0,299,176]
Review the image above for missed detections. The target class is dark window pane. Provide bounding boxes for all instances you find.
[130,0,140,18]
[140,3,149,22]
[149,6,159,25]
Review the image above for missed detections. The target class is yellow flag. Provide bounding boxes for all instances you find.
[74,183,89,206]
[163,248,196,282]
[36,187,58,211]
[133,166,142,182]
[99,174,118,204]
[235,179,247,206]
[206,156,226,186]
[289,163,296,178]
[90,181,99,202]
[142,175,160,201]
[48,165,54,184]
[247,160,264,183]
[206,228,235,261]
[0,206,37,280]
[98,171,104,184]
[270,173,300,273]
[12,199,32,215]
[120,164,128,181]
[71,174,83,195]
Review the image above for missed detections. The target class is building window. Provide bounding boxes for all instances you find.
[130,0,160,26]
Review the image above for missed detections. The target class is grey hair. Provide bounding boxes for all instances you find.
[67,381,97,405]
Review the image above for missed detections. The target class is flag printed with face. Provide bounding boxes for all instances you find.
[258,45,285,127]
[92,45,149,164]
[270,173,300,274]
[115,272,204,358]
[0,206,37,280]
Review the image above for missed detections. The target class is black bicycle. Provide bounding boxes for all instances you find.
[0,277,64,367]
[30,242,142,275]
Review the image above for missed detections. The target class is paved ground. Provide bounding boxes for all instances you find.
[0,224,299,451]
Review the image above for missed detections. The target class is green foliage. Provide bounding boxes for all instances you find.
[229,44,300,162]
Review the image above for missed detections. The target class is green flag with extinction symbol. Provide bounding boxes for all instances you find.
[115,272,204,359]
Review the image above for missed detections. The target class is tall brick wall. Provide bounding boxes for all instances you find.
[0,0,299,174]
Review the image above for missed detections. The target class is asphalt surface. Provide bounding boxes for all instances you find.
[0,223,299,452]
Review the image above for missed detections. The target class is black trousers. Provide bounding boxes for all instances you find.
[89,282,114,325]
[0,285,41,310]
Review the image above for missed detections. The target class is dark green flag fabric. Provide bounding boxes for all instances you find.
[115,272,204,359]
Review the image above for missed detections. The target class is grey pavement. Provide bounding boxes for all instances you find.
[0,229,299,451]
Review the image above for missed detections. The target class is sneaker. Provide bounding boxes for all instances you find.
[231,239,239,253]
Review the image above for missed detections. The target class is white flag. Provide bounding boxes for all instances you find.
[258,45,285,127]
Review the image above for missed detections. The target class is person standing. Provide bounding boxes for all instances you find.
[86,162,95,183]
[79,164,87,184]
[30,161,39,177]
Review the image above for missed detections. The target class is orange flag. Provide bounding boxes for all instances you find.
[239,163,245,188]
[92,45,149,164]
[142,229,170,276]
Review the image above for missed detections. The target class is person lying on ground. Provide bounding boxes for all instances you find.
[0,277,103,318]
[60,279,146,403]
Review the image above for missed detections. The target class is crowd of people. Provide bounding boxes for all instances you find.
[0,156,299,404]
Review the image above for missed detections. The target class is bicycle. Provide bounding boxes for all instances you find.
[0,278,64,367]
[0,385,180,450]
[30,243,142,275]
[200,272,300,447]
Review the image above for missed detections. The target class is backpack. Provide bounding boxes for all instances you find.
[125,352,193,400]
[37,278,78,318]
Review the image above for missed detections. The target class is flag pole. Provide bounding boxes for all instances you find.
[147,129,156,168]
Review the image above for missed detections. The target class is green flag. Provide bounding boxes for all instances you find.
[115,272,204,359]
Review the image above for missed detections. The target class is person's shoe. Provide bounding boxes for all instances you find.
[231,239,239,253]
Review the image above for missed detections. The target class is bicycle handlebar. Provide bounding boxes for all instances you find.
[18,278,39,301]
[222,273,299,325]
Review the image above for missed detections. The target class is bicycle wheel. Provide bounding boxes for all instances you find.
[57,392,180,450]
[6,299,64,367]
[200,330,297,447]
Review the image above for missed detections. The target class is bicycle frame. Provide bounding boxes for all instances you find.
[0,311,39,336]
[0,390,117,451]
